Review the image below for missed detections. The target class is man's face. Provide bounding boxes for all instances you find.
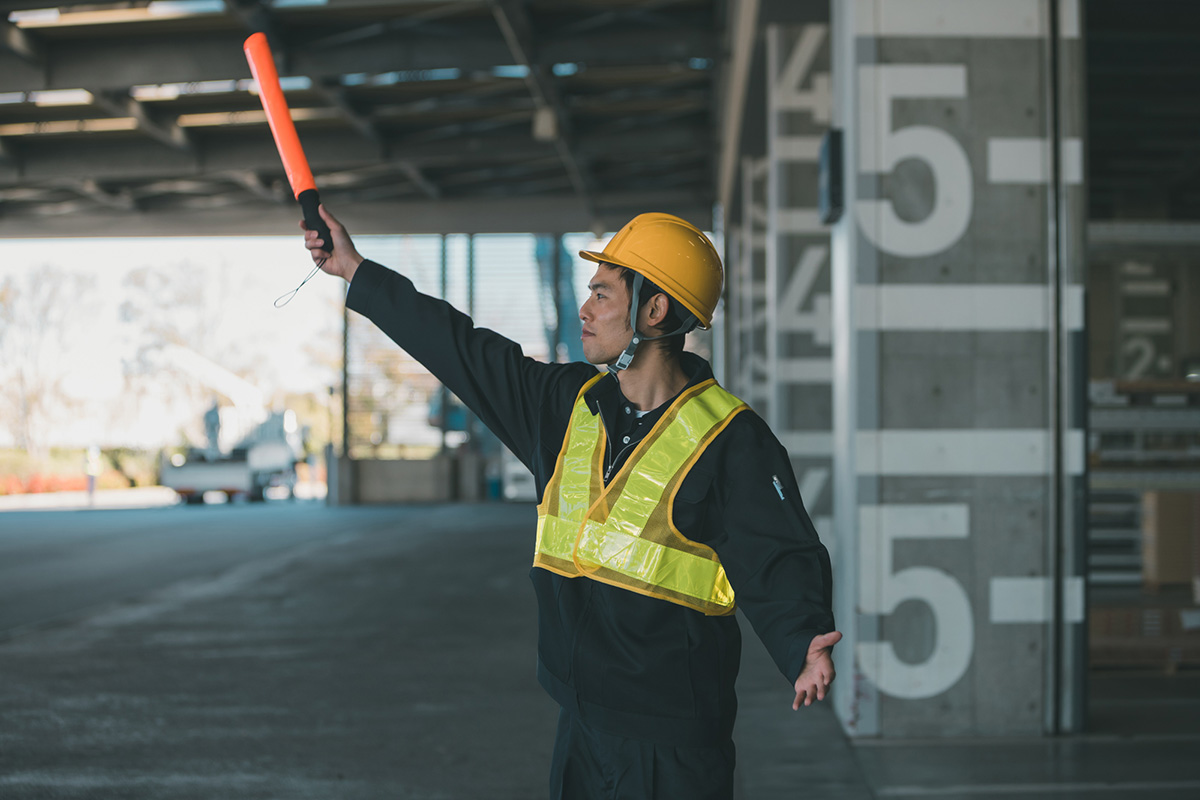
[579,263,633,366]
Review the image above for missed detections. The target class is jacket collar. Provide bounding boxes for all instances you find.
[583,352,714,417]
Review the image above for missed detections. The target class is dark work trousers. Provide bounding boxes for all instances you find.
[548,708,736,800]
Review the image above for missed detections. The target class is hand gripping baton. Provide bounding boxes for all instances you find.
[243,32,333,252]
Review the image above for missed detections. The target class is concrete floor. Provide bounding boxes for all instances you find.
[0,502,1197,799]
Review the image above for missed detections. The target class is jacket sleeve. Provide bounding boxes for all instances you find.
[345,259,591,469]
[702,413,835,684]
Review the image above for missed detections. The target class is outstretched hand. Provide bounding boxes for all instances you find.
[301,204,363,283]
[792,630,842,710]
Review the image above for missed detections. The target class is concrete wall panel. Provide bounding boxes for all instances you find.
[831,0,1087,737]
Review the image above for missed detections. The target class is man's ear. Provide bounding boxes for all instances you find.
[648,292,671,326]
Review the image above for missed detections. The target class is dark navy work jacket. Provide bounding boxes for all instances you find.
[348,259,834,746]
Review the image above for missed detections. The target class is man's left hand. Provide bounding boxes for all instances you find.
[792,631,843,710]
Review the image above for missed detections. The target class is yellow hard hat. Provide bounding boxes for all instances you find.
[579,212,723,328]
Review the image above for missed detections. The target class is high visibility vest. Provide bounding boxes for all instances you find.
[534,374,748,616]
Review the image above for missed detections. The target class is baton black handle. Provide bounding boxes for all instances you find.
[298,188,334,254]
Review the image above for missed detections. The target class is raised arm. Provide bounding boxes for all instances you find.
[301,204,593,469]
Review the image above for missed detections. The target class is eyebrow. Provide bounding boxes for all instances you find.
[588,281,614,292]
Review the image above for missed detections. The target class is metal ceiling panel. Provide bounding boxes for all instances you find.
[0,0,719,235]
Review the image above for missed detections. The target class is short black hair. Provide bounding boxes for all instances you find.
[614,266,691,358]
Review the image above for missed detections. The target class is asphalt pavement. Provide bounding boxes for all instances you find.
[1,502,1196,799]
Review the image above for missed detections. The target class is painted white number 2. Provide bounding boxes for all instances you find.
[857,505,974,699]
[856,65,972,258]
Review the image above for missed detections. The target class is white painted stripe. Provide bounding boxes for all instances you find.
[877,780,1200,797]
[1065,575,1085,624]
[746,156,769,181]
[1120,280,1170,296]
[1063,285,1084,332]
[777,208,824,233]
[1090,221,1200,246]
[1119,319,1170,334]
[990,577,1086,624]
[776,135,822,162]
[1065,429,1086,477]
[856,430,1083,476]
[856,285,1082,331]
[987,138,1083,185]
[854,0,1046,39]
[1060,0,1081,40]
[749,201,767,227]
[860,503,970,539]
[1062,138,1083,184]
[988,137,1046,183]
[991,578,1044,623]
[797,468,829,506]
[781,432,833,457]
[776,358,832,383]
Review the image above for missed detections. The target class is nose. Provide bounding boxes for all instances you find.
[579,298,591,322]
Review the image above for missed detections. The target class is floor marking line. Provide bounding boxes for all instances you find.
[877,779,1200,796]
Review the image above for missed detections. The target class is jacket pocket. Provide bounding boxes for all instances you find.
[583,588,697,719]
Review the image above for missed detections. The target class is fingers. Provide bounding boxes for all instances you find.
[813,631,844,650]
[792,684,819,710]
[318,203,347,247]
[792,665,837,711]
[298,204,361,280]
[299,206,339,250]
[299,222,330,261]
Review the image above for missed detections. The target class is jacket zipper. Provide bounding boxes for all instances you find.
[599,414,636,484]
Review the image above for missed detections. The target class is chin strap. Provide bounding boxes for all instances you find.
[607,272,698,375]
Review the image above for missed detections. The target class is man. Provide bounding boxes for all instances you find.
[303,207,839,800]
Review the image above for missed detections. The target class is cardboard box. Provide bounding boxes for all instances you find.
[1141,491,1199,591]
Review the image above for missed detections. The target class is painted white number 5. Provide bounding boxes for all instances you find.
[858,505,974,699]
[856,65,972,258]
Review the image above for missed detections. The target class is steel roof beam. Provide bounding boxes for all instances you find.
[90,91,194,153]
[307,0,481,50]
[0,192,711,238]
[490,0,597,221]
[547,0,700,37]
[0,125,706,184]
[227,170,290,203]
[0,25,714,93]
[1,18,43,64]
[66,179,137,211]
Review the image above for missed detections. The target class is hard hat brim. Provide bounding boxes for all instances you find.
[578,249,712,329]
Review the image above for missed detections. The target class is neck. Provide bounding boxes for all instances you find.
[615,345,688,411]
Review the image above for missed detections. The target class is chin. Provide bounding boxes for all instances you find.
[581,348,610,367]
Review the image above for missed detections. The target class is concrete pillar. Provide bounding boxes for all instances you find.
[829,0,1088,736]
[766,16,834,546]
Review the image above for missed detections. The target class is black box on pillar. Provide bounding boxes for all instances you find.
[818,128,843,225]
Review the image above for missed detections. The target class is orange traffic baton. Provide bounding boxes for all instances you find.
[243,32,332,252]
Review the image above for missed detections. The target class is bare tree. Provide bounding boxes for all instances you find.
[0,267,95,459]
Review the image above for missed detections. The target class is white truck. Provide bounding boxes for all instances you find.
[150,345,305,504]
[162,410,304,503]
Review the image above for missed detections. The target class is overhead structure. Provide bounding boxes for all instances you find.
[0,0,721,236]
